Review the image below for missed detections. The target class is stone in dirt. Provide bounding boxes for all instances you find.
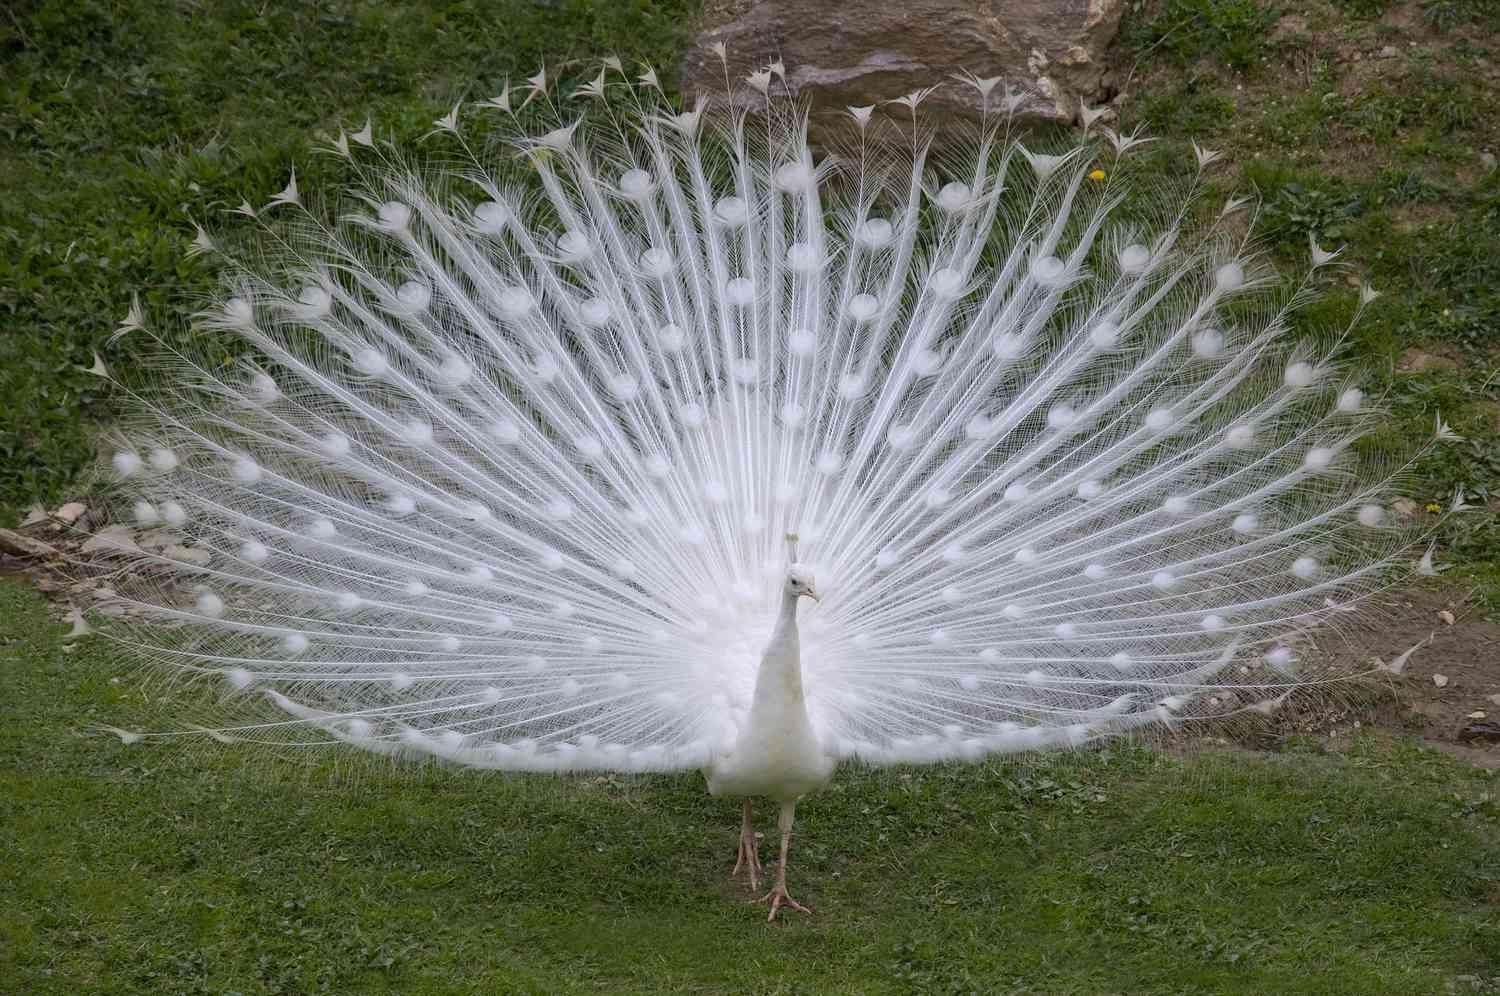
[1457,721,1500,745]
[680,0,1126,123]
[53,502,88,525]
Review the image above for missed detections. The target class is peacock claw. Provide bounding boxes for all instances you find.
[757,884,811,921]
[731,830,763,891]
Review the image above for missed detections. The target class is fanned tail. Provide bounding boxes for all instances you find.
[98,62,1429,770]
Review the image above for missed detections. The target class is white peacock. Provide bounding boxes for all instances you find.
[98,57,1439,919]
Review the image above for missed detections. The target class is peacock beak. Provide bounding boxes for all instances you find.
[803,588,820,602]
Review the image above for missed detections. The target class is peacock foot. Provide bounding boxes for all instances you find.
[757,883,811,921]
[731,829,763,891]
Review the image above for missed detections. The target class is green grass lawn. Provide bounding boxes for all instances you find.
[0,0,697,519]
[4,580,1498,994]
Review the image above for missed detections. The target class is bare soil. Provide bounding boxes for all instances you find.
[1315,585,1500,767]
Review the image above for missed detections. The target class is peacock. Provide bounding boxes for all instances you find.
[97,58,1439,920]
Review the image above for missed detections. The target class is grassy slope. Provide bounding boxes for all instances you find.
[3,583,1499,994]
[0,0,695,518]
[1113,0,1500,610]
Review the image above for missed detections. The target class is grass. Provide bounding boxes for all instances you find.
[3,581,1499,993]
[1114,0,1500,612]
[0,0,695,518]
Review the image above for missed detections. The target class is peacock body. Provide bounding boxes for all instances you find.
[102,60,1428,915]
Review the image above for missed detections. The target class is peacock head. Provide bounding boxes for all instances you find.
[785,568,820,603]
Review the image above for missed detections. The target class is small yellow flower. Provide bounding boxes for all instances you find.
[1424,502,1441,513]
[1088,169,1106,181]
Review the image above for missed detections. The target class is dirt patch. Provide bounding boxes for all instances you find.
[1398,347,1462,373]
[1308,586,1500,767]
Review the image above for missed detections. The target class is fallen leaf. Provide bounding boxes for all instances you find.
[53,501,88,525]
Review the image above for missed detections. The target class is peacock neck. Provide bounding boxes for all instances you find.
[750,591,806,719]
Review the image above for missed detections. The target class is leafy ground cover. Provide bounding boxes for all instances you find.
[2,579,1498,994]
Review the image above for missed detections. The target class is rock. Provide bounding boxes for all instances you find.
[1391,497,1418,517]
[1457,721,1500,744]
[1438,609,1456,625]
[1481,150,1497,172]
[1486,694,1500,706]
[53,501,88,525]
[679,0,1127,124]
[1468,711,1487,720]
[1433,673,1449,688]
[1377,45,1398,58]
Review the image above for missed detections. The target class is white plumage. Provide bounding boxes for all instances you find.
[102,60,1426,917]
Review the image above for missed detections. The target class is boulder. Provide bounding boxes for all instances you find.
[679,0,1126,123]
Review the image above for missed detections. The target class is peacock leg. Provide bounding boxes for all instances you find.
[730,798,762,890]
[758,798,811,920]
